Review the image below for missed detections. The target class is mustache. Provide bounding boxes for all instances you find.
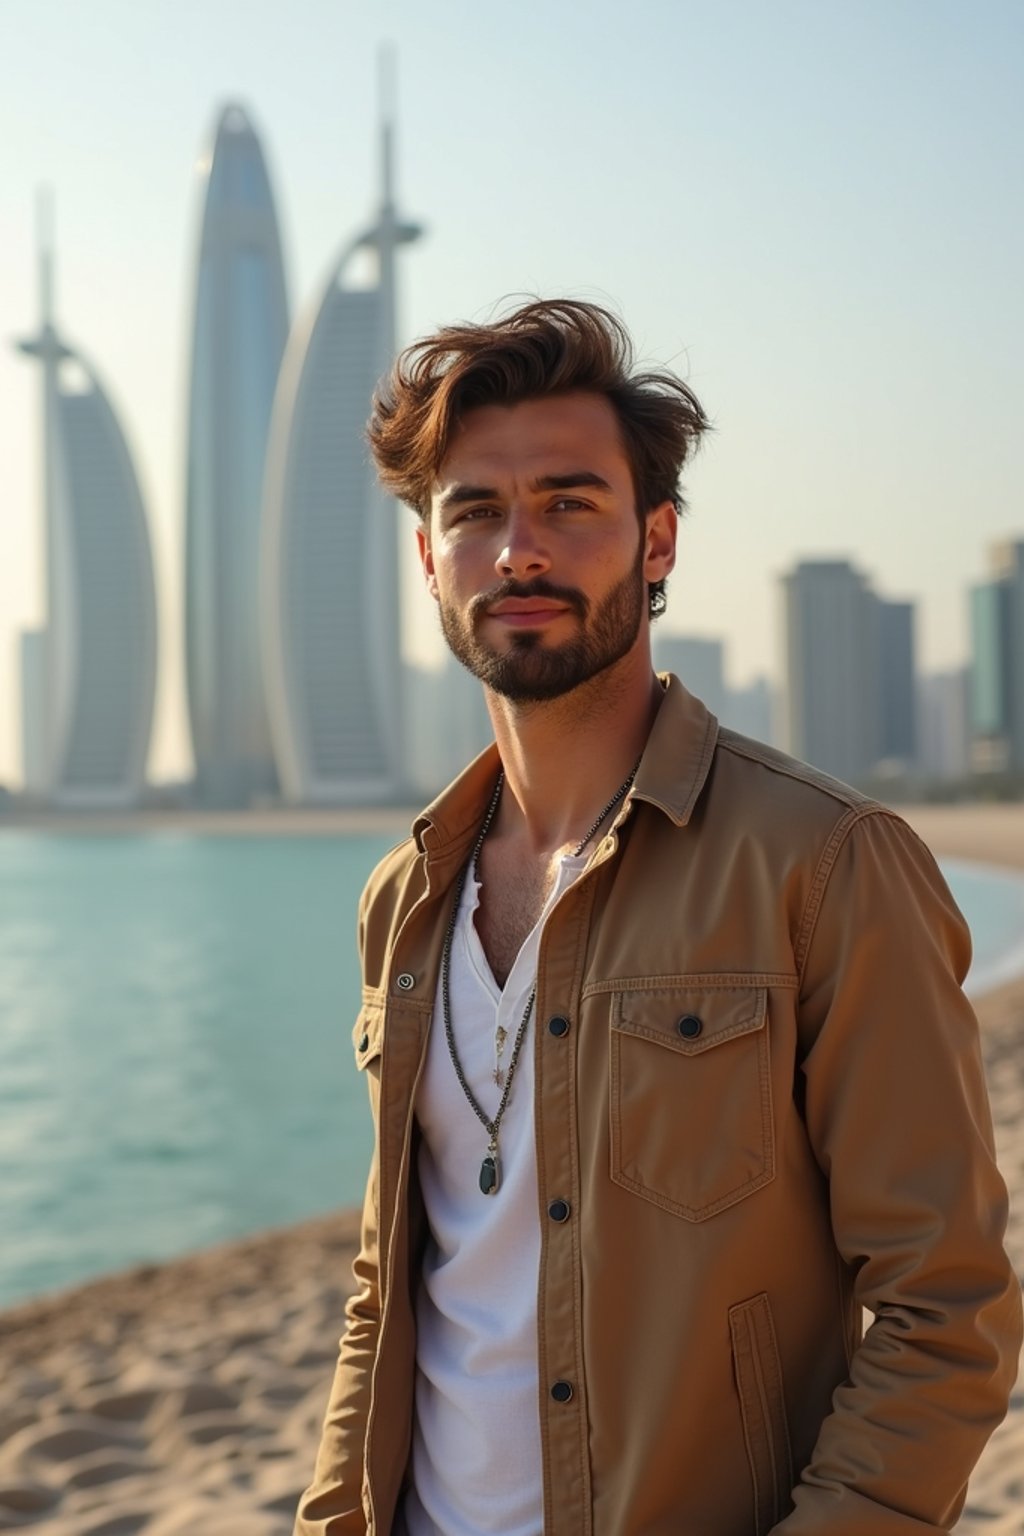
[470,578,590,621]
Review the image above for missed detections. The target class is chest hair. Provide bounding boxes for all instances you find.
[473,841,565,990]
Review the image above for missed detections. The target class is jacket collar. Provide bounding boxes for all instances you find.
[632,673,719,826]
[412,672,719,862]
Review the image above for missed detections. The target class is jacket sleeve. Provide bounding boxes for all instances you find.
[294,898,379,1535]
[772,808,1023,1534]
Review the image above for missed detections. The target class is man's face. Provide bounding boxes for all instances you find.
[419,392,676,703]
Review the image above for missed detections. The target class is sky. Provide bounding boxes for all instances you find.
[1,0,1021,785]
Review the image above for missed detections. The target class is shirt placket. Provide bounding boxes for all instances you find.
[532,868,602,1536]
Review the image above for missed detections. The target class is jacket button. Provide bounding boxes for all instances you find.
[358,1033,369,1052]
[551,1380,574,1403]
[396,972,415,991]
[548,1015,570,1037]
[677,1014,703,1039]
[548,1199,570,1222]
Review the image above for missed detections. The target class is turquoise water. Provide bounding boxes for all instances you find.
[0,833,393,1309]
[0,833,1021,1310]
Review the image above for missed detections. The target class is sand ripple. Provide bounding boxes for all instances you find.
[0,1215,358,1533]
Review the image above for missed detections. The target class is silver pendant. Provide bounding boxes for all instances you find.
[479,1152,500,1195]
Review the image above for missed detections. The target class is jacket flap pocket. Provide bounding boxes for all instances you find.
[612,984,767,1056]
[352,1000,385,1068]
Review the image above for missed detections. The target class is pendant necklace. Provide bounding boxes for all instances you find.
[441,758,641,1196]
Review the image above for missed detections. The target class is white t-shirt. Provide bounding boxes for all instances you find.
[403,853,587,1536]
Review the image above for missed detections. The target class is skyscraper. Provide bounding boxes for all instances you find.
[15,203,157,807]
[919,670,969,782]
[262,79,422,804]
[969,539,1024,775]
[780,560,881,782]
[184,104,290,806]
[876,598,917,767]
[651,634,727,719]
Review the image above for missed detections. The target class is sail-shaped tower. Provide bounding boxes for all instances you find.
[184,104,289,806]
[15,202,157,807]
[262,78,422,804]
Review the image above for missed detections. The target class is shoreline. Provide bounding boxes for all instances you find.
[0,797,1021,849]
[0,805,420,838]
[1,806,1021,1533]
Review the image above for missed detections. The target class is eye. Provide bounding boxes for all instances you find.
[453,505,499,524]
[550,497,587,512]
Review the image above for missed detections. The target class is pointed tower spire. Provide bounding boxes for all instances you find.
[38,186,55,330]
[353,46,423,364]
[17,186,68,364]
[378,43,396,213]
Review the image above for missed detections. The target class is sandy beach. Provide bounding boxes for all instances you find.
[0,804,1021,1534]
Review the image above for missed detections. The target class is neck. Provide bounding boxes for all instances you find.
[483,649,663,855]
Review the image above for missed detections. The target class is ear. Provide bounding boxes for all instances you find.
[643,500,677,584]
[416,522,440,602]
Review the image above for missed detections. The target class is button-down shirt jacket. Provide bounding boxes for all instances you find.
[295,676,1023,1536]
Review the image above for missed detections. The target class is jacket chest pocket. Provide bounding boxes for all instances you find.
[609,983,774,1220]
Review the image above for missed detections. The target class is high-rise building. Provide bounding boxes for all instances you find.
[262,82,422,804]
[919,670,969,782]
[15,204,157,807]
[652,633,777,745]
[721,676,777,746]
[652,634,726,718]
[782,562,919,782]
[969,540,1024,775]
[877,598,917,767]
[781,560,882,782]
[184,104,290,806]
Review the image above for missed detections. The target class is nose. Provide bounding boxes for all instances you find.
[495,509,551,580]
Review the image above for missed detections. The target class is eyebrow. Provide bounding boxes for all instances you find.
[437,471,613,513]
[533,472,613,494]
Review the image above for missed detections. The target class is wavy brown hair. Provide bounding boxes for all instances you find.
[367,298,710,617]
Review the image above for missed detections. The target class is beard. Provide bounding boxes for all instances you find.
[438,546,646,704]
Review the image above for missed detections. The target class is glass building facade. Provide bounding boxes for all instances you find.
[781,560,881,783]
[970,582,1010,740]
[54,373,157,798]
[263,284,404,801]
[16,229,156,807]
[185,104,289,806]
[262,109,421,804]
[969,541,1024,774]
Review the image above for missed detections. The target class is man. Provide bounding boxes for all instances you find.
[296,300,1021,1535]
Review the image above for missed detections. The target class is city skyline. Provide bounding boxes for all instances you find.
[1,2,1021,787]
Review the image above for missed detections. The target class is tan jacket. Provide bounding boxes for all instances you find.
[295,677,1022,1536]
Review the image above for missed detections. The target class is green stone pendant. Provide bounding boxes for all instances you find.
[479,1152,500,1195]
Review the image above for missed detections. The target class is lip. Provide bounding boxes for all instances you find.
[487,599,570,625]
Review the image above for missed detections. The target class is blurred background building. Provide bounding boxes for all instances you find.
[969,541,1024,778]
[918,669,970,784]
[262,84,422,805]
[184,104,289,808]
[780,559,918,784]
[15,204,157,808]
[652,634,726,720]
[652,632,776,746]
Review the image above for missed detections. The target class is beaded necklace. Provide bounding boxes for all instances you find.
[441,760,640,1195]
